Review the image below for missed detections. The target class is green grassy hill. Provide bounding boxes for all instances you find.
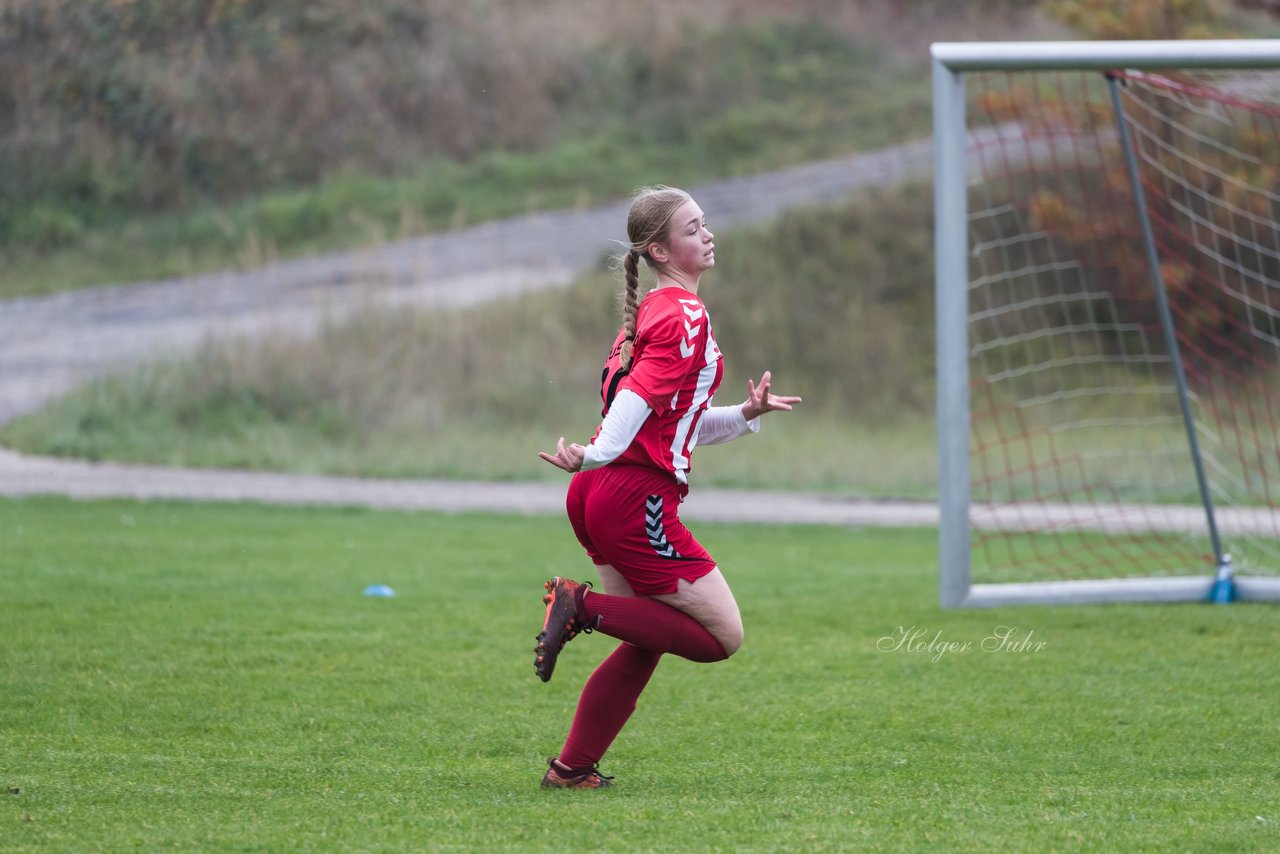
[7,2,1279,496]
[0,0,1050,296]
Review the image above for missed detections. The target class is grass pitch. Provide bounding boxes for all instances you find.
[2,497,1278,851]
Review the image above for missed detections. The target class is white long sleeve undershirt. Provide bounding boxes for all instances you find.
[696,403,761,446]
[580,389,651,470]
[579,388,760,470]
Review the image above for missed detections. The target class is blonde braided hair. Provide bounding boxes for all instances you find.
[618,185,691,370]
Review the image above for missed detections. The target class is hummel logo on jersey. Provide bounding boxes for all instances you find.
[645,495,682,559]
[678,299,703,359]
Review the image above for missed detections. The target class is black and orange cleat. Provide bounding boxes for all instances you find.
[533,576,592,682]
[540,757,614,789]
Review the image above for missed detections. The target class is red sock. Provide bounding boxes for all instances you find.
[558,642,660,769]
[578,590,728,662]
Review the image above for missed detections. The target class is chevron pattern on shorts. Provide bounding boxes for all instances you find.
[645,494,682,559]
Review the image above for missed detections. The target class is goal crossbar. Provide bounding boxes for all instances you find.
[932,39,1280,72]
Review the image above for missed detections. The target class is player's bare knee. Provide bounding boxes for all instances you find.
[715,611,744,657]
[717,625,743,657]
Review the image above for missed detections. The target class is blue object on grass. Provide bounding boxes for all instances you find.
[363,584,397,598]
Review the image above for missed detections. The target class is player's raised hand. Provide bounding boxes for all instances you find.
[538,436,586,473]
[742,370,802,421]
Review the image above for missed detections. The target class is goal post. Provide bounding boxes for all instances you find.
[932,40,1280,607]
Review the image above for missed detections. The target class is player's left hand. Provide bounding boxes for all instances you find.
[538,436,586,473]
[742,370,802,421]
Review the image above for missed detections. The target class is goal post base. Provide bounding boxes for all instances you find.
[1232,577,1280,603]
[954,576,1280,608]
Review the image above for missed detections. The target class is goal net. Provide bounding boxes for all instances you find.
[933,41,1280,607]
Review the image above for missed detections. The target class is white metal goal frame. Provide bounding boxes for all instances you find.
[933,40,1280,608]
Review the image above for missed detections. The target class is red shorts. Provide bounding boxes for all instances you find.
[565,464,716,596]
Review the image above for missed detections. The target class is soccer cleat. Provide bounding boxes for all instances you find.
[533,576,592,683]
[540,757,614,789]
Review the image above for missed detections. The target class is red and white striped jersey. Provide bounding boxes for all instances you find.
[592,287,724,483]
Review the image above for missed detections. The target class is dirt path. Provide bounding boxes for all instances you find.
[7,444,1277,537]
[0,135,935,427]
[0,445,941,525]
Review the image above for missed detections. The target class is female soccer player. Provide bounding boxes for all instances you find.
[534,185,801,788]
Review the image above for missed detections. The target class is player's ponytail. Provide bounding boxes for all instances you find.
[620,248,641,370]
[618,185,691,371]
